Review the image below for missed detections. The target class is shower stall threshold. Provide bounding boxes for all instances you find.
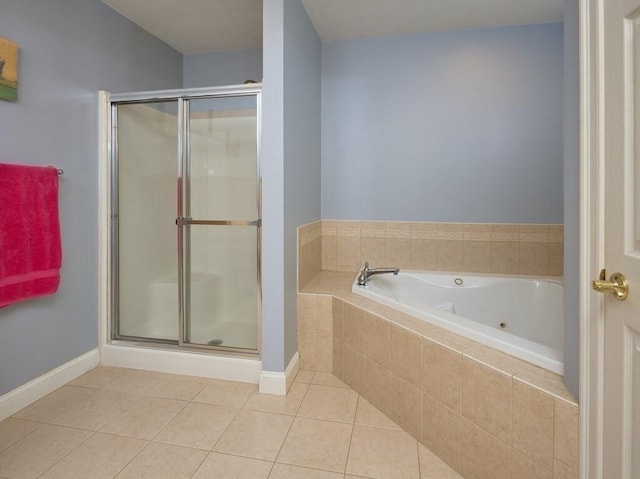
[100,343,262,384]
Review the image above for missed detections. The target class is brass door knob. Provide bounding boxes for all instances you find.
[592,270,629,300]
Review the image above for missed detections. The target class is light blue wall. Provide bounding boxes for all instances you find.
[261,0,321,372]
[0,0,182,395]
[183,48,263,88]
[563,0,579,399]
[321,23,564,223]
[283,0,322,366]
[261,0,286,372]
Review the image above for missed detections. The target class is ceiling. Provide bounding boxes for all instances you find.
[102,0,564,55]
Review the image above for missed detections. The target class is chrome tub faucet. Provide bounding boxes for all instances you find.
[357,261,400,286]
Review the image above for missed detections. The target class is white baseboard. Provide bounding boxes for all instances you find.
[100,344,262,384]
[259,352,300,395]
[0,349,100,421]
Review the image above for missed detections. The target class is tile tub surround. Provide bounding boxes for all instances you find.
[299,271,579,479]
[297,220,563,289]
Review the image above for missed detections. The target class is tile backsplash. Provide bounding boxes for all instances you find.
[299,220,563,289]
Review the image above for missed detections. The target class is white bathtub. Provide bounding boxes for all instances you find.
[352,270,564,374]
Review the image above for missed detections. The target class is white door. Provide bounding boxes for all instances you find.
[596,0,640,476]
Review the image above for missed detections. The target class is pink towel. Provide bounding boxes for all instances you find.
[0,163,62,307]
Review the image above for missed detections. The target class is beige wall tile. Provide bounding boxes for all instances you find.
[436,240,464,271]
[554,400,579,471]
[512,449,552,479]
[520,224,550,242]
[491,223,520,242]
[360,237,386,267]
[333,338,344,380]
[321,220,338,236]
[461,358,511,443]
[322,236,337,270]
[343,304,366,353]
[520,242,550,275]
[385,221,412,238]
[464,345,529,377]
[463,241,492,273]
[410,239,437,269]
[491,241,520,274]
[461,419,510,479]
[411,222,437,238]
[389,373,422,440]
[515,366,577,405]
[512,380,554,470]
[386,238,412,268]
[318,295,333,337]
[423,339,462,412]
[361,221,386,238]
[337,220,362,237]
[298,334,318,371]
[553,459,578,479]
[549,225,564,243]
[332,298,344,342]
[337,237,361,271]
[422,393,461,473]
[343,345,366,395]
[365,313,391,367]
[298,294,318,335]
[365,357,391,416]
[317,336,333,372]
[390,326,423,388]
[549,242,564,276]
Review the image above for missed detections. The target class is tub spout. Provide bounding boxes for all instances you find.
[357,261,399,286]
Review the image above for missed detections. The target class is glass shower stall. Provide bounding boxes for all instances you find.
[109,85,261,354]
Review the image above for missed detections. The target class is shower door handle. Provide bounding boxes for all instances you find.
[176,217,261,227]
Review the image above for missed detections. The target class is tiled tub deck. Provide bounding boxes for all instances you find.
[298,271,579,479]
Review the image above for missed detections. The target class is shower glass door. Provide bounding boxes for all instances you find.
[180,95,260,351]
[112,86,261,354]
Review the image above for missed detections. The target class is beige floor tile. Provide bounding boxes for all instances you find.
[269,463,343,478]
[0,418,40,453]
[214,410,294,461]
[69,366,124,389]
[99,396,187,439]
[41,432,147,479]
[14,386,136,431]
[0,424,92,478]
[277,417,352,472]
[294,370,315,384]
[192,452,272,479]
[418,444,462,478]
[297,384,358,423]
[103,369,208,401]
[192,379,257,408]
[311,372,349,388]
[354,397,401,430]
[154,402,238,450]
[243,382,308,416]
[346,425,419,479]
[115,442,207,479]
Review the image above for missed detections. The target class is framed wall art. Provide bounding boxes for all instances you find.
[0,37,18,102]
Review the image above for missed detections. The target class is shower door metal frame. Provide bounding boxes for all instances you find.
[109,84,262,356]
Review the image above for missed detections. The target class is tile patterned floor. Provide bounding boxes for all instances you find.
[0,367,462,479]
